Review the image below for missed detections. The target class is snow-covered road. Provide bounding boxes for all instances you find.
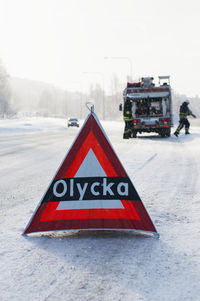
[0,117,200,301]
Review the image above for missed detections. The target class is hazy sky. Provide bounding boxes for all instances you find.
[0,0,200,96]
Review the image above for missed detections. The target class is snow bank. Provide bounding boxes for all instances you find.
[0,117,71,136]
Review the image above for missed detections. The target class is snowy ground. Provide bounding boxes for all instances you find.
[0,116,200,301]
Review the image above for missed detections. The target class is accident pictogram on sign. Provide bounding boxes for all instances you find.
[24,111,158,237]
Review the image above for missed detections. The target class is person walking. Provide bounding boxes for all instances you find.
[174,100,196,137]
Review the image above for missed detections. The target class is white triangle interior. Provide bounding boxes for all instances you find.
[75,148,106,177]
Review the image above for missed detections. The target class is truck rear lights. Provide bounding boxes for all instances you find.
[162,118,171,122]
[133,119,141,124]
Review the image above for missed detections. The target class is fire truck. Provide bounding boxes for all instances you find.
[120,76,173,138]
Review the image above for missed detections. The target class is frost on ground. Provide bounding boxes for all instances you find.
[0,116,200,301]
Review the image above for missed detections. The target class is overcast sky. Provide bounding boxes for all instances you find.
[0,0,200,96]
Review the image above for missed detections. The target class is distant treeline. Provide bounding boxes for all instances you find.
[0,61,199,120]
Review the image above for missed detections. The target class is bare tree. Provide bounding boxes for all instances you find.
[39,89,54,116]
[89,83,105,119]
[0,60,11,117]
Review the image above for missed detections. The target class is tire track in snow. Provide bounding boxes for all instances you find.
[135,153,157,173]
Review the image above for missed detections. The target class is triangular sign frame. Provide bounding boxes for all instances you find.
[24,112,158,238]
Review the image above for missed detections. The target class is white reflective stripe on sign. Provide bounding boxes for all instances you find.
[56,199,124,210]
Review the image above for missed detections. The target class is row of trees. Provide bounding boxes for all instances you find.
[9,75,124,120]
[1,57,199,120]
[37,84,122,120]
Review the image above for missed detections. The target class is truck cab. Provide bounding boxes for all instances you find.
[121,76,173,138]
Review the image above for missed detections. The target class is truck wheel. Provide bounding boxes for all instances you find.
[160,129,166,138]
[166,128,171,137]
[160,128,171,137]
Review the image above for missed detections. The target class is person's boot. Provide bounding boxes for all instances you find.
[185,128,190,134]
[123,133,129,139]
[174,132,179,137]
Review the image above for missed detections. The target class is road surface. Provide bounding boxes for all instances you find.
[0,119,200,301]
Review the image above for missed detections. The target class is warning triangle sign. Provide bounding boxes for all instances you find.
[24,113,158,237]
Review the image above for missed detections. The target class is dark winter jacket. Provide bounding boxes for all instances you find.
[179,103,193,120]
[123,99,133,121]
